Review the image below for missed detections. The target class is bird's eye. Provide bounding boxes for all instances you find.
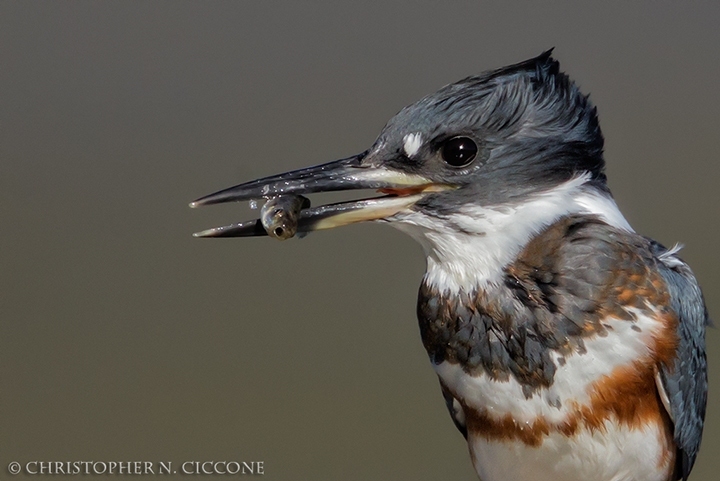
[441,137,478,167]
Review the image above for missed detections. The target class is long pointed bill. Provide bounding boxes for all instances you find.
[190,153,449,238]
[191,153,428,207]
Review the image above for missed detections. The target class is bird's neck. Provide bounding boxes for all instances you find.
[396,176,632,293]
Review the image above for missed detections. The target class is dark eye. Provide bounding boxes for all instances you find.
[441,136,478,167]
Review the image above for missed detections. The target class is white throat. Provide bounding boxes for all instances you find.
[391,175,633,293]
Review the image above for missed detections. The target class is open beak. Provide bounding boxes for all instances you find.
[190,152,448,238]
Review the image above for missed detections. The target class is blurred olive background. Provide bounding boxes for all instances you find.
[1,2,719,480]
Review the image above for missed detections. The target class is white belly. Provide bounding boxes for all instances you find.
[469,420,671,481]
[433,309,674,481]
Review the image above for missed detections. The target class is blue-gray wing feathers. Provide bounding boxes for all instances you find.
[651,242,709,481]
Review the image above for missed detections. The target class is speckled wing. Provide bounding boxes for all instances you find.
[650,242,709,481]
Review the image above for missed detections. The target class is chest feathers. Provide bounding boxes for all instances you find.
[415,215,679,481]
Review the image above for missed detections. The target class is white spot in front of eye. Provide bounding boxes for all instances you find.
[403,132,423,158]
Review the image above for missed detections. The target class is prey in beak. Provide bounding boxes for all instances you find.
[190,150,451,238]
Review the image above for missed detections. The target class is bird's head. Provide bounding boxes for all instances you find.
[192,51,629,290]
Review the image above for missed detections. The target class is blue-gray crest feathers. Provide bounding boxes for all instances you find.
[378,51,606,189]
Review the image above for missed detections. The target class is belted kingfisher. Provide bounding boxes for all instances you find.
[191,51,709,481]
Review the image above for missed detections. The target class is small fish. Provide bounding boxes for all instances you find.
[260,195,311,240]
